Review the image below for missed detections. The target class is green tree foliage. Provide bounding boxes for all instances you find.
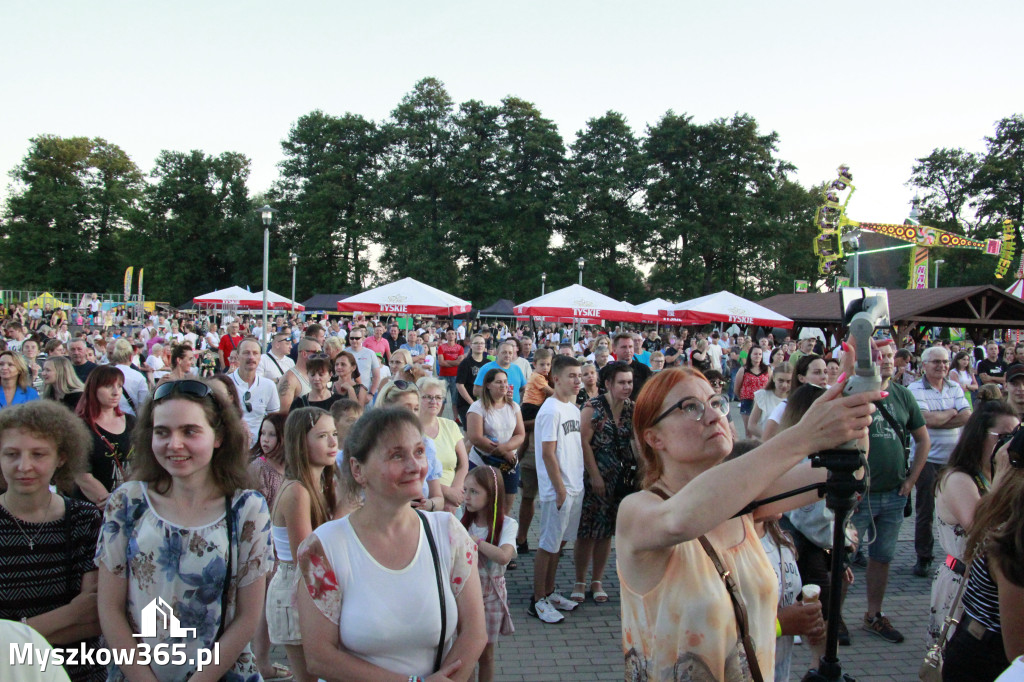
[447,99,504,304]
[488,96,565,302]
[130,150,257,304]
[377,78,458,287]
[276,110,385,299]
[975,114,1024,247]
[557,111,650,302]
[644,112,794,298]
[0,135,144,292]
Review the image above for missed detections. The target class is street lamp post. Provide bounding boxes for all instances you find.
[934,259,945,288]
[290,253,298,314]
[541,272,547,296]
[258,205,275,347]
[577,257,585,286]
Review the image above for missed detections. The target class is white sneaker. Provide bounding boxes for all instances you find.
[530,597,564,624]
[547,592,579,611]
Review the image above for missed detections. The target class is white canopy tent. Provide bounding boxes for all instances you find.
[661,290,794,329]
[193,286,305,311]
[336,277,471,316]
[514,284,642,323]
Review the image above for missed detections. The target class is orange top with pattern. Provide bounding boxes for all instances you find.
[619,514,777,681]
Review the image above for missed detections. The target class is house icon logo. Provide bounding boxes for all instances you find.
[133,597,197,638]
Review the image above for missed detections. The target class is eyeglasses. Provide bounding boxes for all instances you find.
[423,395,445,402]
[307,353,329,360]
[651,395,730,426]
[392,379,417,392]
[926,360,950,366]
[153,379,214,402]
[349,336,363,341]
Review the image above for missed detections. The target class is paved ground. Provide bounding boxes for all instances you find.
[273,404,936,681]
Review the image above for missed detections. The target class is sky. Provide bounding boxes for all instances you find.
[1,0,1021,226]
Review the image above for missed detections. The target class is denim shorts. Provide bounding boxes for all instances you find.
[739,398,754,415]
[850,488,906,564]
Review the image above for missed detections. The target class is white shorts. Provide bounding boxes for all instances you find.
[538,492,583,553]
[266,561,301,645]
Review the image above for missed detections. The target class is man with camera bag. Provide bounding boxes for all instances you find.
[849,339,929,643]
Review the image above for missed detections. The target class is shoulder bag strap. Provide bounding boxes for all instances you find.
[417,510,446,673]
[268,352,284,376]
[647,486,763,682]
[875,399,911,471]
[697,535,764,682]
[215,495,234,643]
[935,559,973,651]
[121,386,137,412]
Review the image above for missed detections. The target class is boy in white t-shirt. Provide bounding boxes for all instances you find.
[528,355,584,624]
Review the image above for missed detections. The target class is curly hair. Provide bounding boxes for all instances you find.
[0,401,90,494]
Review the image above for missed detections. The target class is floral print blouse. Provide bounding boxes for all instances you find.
[95,481,272,682]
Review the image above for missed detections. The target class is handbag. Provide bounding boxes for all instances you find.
[919,558,972,681]
[416,511,447,673]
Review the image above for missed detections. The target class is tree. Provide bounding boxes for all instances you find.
[447,99,505,304]
[0,135,144,292]
[377,78,458,287]
[488,96,565,301]
[644,112,794,298]
[908,147,981,235]
[276,110,385,299]
[130,150,256,304]
[557,111,651,302]
[974,114,1024,248]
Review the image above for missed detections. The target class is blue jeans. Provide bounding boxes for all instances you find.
[443,375,458,414]
[850,488,906,564]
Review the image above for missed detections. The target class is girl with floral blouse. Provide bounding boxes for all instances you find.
[96,379,272,682]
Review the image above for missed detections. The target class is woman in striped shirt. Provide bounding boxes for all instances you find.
[941,438,1024,681]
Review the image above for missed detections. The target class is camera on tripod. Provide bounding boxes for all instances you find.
[802,287,890,682]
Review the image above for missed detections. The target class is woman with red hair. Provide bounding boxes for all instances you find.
[616,364,880,681]
[74,365,134,508]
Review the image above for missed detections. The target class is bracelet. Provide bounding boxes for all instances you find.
[408,677,423,682]
[775,617,782,638]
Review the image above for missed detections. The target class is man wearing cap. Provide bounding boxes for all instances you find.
[257,331,296,383]
[908,345,971,577]
[1005,363,1024,420]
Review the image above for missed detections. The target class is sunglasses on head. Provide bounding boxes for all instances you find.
[153,379,214,402]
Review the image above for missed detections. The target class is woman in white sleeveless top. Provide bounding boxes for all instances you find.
[296,408,485,681]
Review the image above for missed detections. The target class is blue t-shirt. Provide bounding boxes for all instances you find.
[473,361,527,404]
[422,436,442,499]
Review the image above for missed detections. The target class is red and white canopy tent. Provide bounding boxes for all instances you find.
[630,298,686,325]
[514,284,642,323]
[193,286,305,311]
[336,277,471,316]
[661,290,793,329]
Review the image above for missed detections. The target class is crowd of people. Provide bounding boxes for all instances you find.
[2,304,1024,681]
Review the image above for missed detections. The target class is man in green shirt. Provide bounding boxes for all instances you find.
[850,339,930,644]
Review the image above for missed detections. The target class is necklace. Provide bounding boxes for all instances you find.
[1,493,53,550]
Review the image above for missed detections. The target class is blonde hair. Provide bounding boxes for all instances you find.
[0,351,31,390]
